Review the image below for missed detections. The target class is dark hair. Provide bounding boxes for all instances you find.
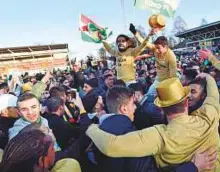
[114,79,126,87]
[84,78,98,88]
[60,77,66,84]
[154,36,168,47]
[189,77,207,94]
[116,34,130,43]
[187,61,199,68]
[62,85,70,93]
[106,86,134,113]
[35,73,45,81]
[102,68,111,75]
[163,99,186,116]
[46,96,64,113]
[104,74,114,80]
[183,69,199,85]
[82,94,99,113]
[0,83,9,91]
[23,78,30,84]
[138,70,146,77]
[128,83,144,94]
[17,93,38,106]
[49,86,66,97]
[0,126,53,172]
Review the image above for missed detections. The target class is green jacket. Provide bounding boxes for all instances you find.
[31,81,47,100]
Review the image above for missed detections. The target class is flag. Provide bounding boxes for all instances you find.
[79,14,113,43]
[134,0,181,18]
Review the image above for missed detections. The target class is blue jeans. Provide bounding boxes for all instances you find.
[146,77,159,97]
[147,74,181,97]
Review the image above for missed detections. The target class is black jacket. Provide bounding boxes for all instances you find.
[134,95,167,130]
[43,113,80,150]
[95,115,158,172]
[0,116,17,149]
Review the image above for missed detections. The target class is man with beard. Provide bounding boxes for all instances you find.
[128,83,166,130]
[188,77,207,114]
[101,31,155,85]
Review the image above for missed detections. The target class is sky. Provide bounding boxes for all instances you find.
[0,0,219,59]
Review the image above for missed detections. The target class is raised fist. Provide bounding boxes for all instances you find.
[129,23,137,35]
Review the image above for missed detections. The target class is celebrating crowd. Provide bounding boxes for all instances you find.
[0,20,220,172]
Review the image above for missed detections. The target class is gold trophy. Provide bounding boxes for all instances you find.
[148,14,166,32]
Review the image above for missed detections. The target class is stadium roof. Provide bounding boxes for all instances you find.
[176,21,220,38]
[0,44,68,54]
[0,44,69,61]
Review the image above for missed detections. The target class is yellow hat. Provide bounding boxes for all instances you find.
[149,14,166,29]
[154,78,190,107]
[22,83,33,93]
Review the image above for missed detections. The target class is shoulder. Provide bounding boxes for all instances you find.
[168,49,176,58]
[153,124,167,133]
[13,118,27,126]
[100,115,135,134]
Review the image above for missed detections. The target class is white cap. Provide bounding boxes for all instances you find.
[0,94,18,111]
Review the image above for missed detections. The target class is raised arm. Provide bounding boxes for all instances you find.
[31,70,52,100]
[130,34,156,57]
[192,73,219,120]
[130,23,145,44]
[86,124,163,157]
[201,74,219,104]
[208,54,220,71]
[102,41,119,57]
[199,49,220,70]
[135,54,153,61]
[129,23,155,54]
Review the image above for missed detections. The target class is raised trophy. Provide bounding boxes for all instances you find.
[148,14,166,32]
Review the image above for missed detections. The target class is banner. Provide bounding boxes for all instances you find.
[134,0,181,18]
[79,14,113,43]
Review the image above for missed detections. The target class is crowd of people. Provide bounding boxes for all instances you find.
[0,23,219,172]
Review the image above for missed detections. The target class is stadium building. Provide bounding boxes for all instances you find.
[175,21,220,51]
[0,44,69,75]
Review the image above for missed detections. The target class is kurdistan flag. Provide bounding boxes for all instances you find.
[79,14,113,43]
[134,0,181,18]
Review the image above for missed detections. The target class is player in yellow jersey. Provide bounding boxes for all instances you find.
[130,23,178,96]
[101,31,155,85]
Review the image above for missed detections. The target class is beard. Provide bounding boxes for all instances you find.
[188,99,205,114]
[118,45,127,52]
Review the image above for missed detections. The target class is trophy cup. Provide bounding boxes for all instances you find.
[148,14,166,32]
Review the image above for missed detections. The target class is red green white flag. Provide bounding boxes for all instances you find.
[79,14,113,43]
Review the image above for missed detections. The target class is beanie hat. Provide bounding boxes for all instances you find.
[82,94,98,113]
[84,78,98,88]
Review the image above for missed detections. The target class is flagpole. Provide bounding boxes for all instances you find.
[132,3,136,23]
[120,0,127,32]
